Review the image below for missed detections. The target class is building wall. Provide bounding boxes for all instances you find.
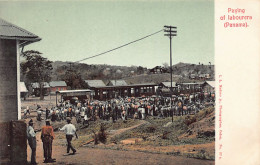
[0,39,18,122]
[0,121,27,164]
[203,84,215,93]
[51,86,67,92]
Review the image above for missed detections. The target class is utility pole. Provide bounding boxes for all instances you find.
[164,25,177,123]
[68,62,73,89]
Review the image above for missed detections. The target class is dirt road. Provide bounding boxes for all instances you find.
[27,132,214,165]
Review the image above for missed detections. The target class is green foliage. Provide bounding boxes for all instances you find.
[21,50,53,99]
[61,69,86,89]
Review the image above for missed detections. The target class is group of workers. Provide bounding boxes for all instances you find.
[26,94,214,164]
[27,117,78,164]
[29,93,214,125]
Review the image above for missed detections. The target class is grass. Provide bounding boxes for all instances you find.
[56,106,215,160]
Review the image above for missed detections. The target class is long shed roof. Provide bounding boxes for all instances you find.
[108,80,128,86]
[85,80,106,87]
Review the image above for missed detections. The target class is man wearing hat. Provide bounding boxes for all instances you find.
[27,119,37,165]
[41,119,55,163]
[59,118,78,155]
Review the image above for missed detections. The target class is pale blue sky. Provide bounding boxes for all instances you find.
[0,1,214,68]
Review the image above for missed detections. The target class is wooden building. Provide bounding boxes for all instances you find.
[149,66,167,74]
[0,18,41,121]
[49,81,67,94]
[92,83,157,100]
[202,81,215,93]
[31,82,50,96]
[0,18,41,164]
[176,82,204,94]
[107,79,128,86]
[85,80,106,89]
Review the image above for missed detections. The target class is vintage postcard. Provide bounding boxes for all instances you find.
[0,0,259,165]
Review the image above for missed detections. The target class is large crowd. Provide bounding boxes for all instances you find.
[24,93,215,125]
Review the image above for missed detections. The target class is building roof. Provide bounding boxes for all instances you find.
[108,80,128,86]
[56,89,92,94]
[160,82,177,88]
[20,82,28,92]
[49,81,67,87]
[0,18,41,46]
[205,81,215,88]
[31,82,50,88]
[85,80,106,88]
[93,83,157,89]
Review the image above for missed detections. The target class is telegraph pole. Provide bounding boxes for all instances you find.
[68,62,73,89]
[164,25,177,122]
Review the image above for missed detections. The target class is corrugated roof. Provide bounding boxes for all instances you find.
[0,18,41,44]
[85,80,106,87]
[49,81,67,87]
[20,82,28,92]
[205,81,215,88]
[160,82,177,88]
[31,82,50,88]
[109,80,128,86]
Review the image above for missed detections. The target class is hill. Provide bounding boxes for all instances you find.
[50,61,214,83]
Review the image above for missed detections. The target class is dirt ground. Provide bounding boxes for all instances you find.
[27,132,214,165]
[23,96,215,165]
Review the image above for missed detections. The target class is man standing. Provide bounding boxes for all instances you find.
[59,118,78,155]
[27,119,37,165]
[41,119,55,163]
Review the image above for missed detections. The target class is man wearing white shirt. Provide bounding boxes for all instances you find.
[59,118,78,155]
[27,119,37,165]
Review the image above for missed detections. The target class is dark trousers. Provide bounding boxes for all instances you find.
[66,135,76,153]
[42,136,53,160]
[28,137,36,164]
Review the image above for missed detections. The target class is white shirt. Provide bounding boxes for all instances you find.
[60,123,76,135]
[27,126,36,138]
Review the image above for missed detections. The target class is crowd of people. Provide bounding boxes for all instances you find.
[25,93,214,164]
[29,93,215,125]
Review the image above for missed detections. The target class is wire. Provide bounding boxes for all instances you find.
[74,29,163,63]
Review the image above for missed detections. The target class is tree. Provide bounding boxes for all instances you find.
[162,62,169,68]
[62,69,86,90]
[21,50,53,100]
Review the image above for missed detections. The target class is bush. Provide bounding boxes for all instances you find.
[98,123,107,143]
[184,115,196,126]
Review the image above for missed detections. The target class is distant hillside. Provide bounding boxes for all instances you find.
[50,61,214,84]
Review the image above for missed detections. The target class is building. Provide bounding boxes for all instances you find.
[176,82,204,94]
[158,81,178,96]
[56,89,93,105]
[31,82,50,96]
[107,79,128,86]
[149,66,167,74]
[202,81,215,93]
[49,81,67,94]
[20,82,28,100]
[0,18,41,164]
[91,82,157,100]
[0,18,41,121]
[85,80,106,88]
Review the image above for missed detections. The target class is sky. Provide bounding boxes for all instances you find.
[0,0,214,68]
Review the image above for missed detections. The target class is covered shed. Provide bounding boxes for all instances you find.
[85,80,106,88]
